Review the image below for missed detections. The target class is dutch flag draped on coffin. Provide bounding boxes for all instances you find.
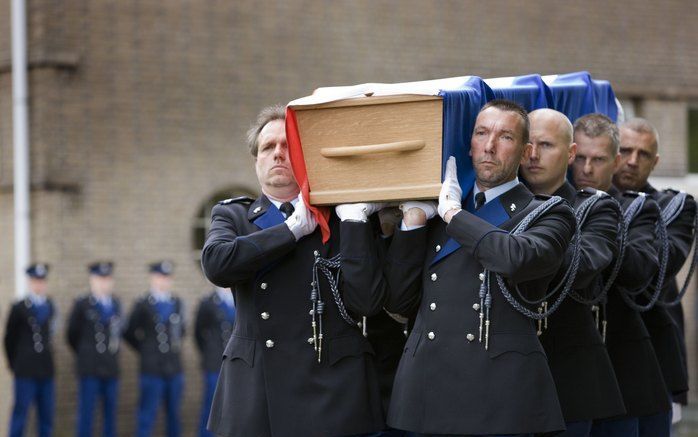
[286,71,619,242]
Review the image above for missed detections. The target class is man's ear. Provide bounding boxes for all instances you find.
[520,142,533,165]
[568,143,577,165]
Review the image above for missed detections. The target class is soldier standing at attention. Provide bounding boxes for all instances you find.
[194,285,235,437]
[613,118,696,435]
[384,100,576,436]
[521,109,626,436]
[4,263,56,437]
[67,261,122,437]
[201,105,386,437]
[123,261,186,437]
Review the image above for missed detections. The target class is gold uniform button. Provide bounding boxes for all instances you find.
[473,303,481,311]
[265,340,275,348]
[427,331,436,340]
[260,282,268,290]
[429,302,437,311]
[478,272,485,281]
[435,245,441,252]
[466,333,475,342]
[430,273,438,282]
[261,312,270,320]
[307,337,314,344]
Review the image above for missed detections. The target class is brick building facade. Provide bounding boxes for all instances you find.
[0,1,697,435]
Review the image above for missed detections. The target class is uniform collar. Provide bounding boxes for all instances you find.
[472,177,520,207]
[247,196,271,221]
[28,292,47,306]
[150,289,171,303]
[552,181,577,203]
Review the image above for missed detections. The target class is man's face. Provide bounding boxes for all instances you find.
[613,127,659,191]
[571,133,619,191]
[150,273,172,292]
[521,114,575,191]
[470,107,530,189]
[29,278,47,296]
[254,120,298,193]
[90,275,114,296]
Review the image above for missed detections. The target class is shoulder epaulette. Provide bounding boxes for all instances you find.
[622,190,646,198]
[662,188,681,195]
[578,187,610,197]
[218,196,254,205]
[534,194,552,201]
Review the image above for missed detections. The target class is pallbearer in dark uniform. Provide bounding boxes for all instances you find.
[123,261,186,437]
[520,109,625,436]
[4,263,56,437]
[613,118,697,433]
[570,114,671,437]
[67,261,121,437]
[194,285,235,437]
[384,100,576,436]
[201,105,386,437]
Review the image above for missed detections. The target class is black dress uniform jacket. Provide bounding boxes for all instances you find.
[67,295,121,378]
[123,295,185,377]
[604,186,671,417]
[640,184,696,400]
[201,195,385,437]
[539,182,626,422]
[195,291,234,373]
[384,183,574,435]
[4,298,56,378]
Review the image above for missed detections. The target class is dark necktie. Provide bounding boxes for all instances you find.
[474,192,486,210]
[280,202,295,218]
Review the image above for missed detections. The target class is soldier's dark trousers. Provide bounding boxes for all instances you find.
[137,373,184,437]
[638,411,671,437]
[77,377,118,437]
[558,421,592,437]
[198,371,218,437]
[590,417,639,437]
[9,377,54,437]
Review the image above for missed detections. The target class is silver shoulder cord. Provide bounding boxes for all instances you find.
[478,195,582,350]
[653,191,698,308]
[617,194,670,312]
[309,251,366,363]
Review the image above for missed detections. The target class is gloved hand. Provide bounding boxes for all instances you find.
[400,201,438,220]
[438,156,463,221]
[285,193,318,240]
[378,207,403,237]
[335,203,387,222]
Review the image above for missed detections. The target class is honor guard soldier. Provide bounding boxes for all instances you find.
[123,261,186,437]
[194,285,235,437]
[66,261,121,437]
[614,118,697,433]
[570,114,671,437]
[201,105,386,437]
[384,100,576,436]
[521,109,626,436]
[4,263,56,437]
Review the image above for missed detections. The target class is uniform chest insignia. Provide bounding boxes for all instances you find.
[510,203,516,212]
[253,206,262,214]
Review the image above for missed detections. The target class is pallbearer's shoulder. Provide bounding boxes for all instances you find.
[577,187,611,198]
[218,196,254,206]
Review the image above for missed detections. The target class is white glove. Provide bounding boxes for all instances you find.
[285,193,318,240]
[399,201,438,220]
[335,203,387,222]
[438,156,463,220]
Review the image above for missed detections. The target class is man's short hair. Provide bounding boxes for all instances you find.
[573,113,620,155]
[479,99,530,144]
[246,105,286,157]
[620,117,659,152]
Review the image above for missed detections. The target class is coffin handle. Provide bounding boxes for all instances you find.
[320,140,425,158]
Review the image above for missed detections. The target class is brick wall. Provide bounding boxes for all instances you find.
[1,1,697,434]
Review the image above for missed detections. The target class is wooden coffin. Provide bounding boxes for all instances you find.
[291,94,443,205]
